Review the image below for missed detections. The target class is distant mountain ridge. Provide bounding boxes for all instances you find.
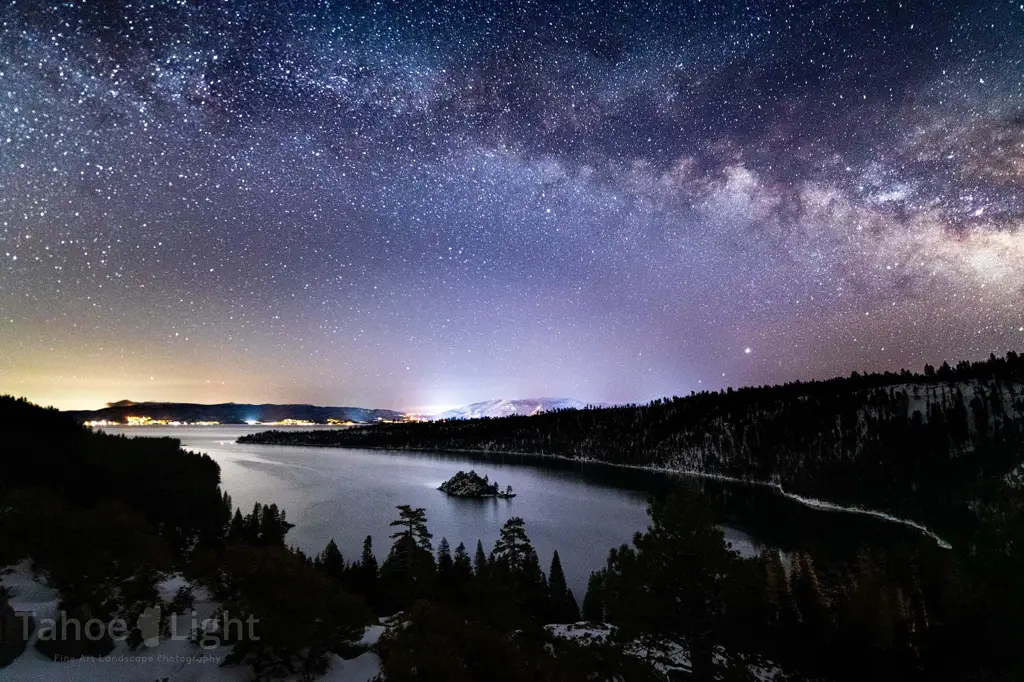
[64,401,405,425]
[431,397,598,420]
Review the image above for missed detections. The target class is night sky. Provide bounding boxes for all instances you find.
[1,1,1022,412]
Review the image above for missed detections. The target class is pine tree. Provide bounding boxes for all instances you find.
[600,489,736,681]
[380,506,436,611]
[360,535,378,575]
[257,503,292,546]
[547,551,580,623]
[354,535,379,607]
[491,517,532,572]
[453,542,473,588]
[437,537,454,587]
[582,570,604,622]
[212,490,232,546]
[490,517,548,626]
[523,547,547,592]
[227,508,245,543]
[318,539,345,583]
[389,505,433,553]
[473,539,488,576]
[244,502,262,544]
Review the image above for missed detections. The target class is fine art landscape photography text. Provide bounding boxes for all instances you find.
[1,1,1023,681]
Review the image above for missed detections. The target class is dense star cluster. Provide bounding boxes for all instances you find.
[1,0,1022,410]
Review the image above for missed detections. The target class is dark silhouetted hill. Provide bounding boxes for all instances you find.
[63,401,405,424]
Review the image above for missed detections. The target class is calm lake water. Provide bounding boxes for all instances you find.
[102,425,932,597]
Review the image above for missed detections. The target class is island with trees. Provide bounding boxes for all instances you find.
[438,470,516,498]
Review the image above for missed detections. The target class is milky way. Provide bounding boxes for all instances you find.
[1,0,1022,411]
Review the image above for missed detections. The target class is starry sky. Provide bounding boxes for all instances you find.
[1,0,1023,412]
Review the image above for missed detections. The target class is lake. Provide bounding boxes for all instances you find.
[101,425,935,597]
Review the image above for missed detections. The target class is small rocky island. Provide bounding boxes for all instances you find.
[438,470,516,498]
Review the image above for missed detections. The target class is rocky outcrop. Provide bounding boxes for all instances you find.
[35,604,114,661]
[0,597,30,668]
[438,470,515,498]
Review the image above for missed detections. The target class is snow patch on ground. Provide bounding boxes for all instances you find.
[0,562,381,682]
[544,621,614,643]
[2,560,60,625]
[321,652,382,682]
[545,622,786,681]
[357,624,386,648]
[626,637,692,676]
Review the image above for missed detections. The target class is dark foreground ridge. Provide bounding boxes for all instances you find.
[438,470,516,498]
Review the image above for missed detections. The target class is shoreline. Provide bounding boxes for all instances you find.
[236,437,955,550]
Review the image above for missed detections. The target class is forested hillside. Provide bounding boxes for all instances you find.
[243,352,1024,533]
[5,390,1024,680]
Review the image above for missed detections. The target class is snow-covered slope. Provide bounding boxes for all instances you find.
[0,561,382,682]
[432,398,592,420]
[545,622,786,680]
